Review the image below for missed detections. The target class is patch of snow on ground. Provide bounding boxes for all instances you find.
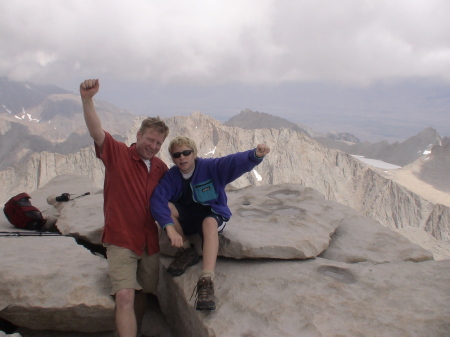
[352,155,401,170]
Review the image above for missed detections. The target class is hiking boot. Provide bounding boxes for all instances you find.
[167,244,200,276]
[195,276,215,311]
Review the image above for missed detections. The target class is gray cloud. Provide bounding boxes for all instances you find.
[1,0,450,142]
[1,0,449,86]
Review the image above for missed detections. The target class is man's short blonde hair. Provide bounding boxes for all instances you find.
[139,117,169,139]
[168,136,198,155]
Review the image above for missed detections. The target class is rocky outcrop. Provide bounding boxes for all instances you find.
[0,175,114,333]
[1,112,449,245]
[0,236,115,332]
[426,203,450,242]
[2,175,447,336]
[0,147,105,206]
[160,258,449,337]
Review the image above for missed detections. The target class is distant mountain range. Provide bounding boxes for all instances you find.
[0,78,133,170]
[225,109,445,167]
[0,78,446,170]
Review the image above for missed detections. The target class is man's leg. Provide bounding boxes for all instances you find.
[135,251,159,337]
[106,244,145,337]
[134,291,147,337]
[115,288,137,337]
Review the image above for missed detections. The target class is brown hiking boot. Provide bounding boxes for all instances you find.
[195,276,215,310]
[167,244,200,276]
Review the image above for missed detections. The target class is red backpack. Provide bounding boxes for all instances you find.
[3,193,47,230]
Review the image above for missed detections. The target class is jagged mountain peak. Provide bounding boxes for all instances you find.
[326,131,361,143]
[224,109,310,135]
[0,77,68,115]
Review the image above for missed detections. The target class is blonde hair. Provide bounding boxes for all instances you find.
[168,136,198,155]
[139,117,169,139]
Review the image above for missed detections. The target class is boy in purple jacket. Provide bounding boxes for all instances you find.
[151,136,270,310]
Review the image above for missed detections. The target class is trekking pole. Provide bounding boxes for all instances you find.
[0,231,68,237]
[46,192,91,207]
[69,192,91,200]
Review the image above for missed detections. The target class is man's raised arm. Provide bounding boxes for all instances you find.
[80,79,105,149]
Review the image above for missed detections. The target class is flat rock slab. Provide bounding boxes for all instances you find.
[15,294,175,337]
[221,185,345,259]
[158,257,450,337]
[56,192,104,245]
[0,236,114,332]
[30,174,102,216]
[23,174,104,244]
[161,184,345,259]
[321,212,434,263]
[160,184,432,262]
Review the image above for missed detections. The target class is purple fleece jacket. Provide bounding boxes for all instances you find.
[150,149,264,229]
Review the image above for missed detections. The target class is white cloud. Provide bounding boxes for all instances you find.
[1,0,449,87]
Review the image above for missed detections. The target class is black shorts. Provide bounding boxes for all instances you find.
[172,201,226,236]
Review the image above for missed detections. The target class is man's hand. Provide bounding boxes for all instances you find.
[165,225,183,248]
[80,78,105,148]
[80,79,99,100]
[255,144,270,158]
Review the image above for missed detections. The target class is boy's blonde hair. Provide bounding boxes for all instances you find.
[168,136,198,155]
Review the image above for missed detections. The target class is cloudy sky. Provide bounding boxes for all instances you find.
[1,0,450,141]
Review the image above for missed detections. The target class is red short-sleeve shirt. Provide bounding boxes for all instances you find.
[96,132,168,256]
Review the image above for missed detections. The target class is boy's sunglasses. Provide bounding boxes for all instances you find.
[171,150,193,158]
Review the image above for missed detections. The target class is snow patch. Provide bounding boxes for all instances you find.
[351,155,401,170]
[27,113,39,122]
[14,108,40,122]
[253,169,262,181]
[2,105,12,114]
[204,147,216,155]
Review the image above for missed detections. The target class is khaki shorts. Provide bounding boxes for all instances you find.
[104,244,160,296]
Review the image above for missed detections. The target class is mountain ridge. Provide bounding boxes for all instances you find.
[0,78,135,170]
[1,79,449,246]
[2,111,448,245]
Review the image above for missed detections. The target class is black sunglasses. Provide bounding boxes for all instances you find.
[171,150,193,158]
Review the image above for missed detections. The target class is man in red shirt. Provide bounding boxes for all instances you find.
[80,79,169,337]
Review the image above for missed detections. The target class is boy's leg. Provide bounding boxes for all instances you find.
[168,202,187,242]
[195,216,220,311]
[201,217,220,273]
[167,203,199,276]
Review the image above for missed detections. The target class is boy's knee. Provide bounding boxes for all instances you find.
[202,217,218,230]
